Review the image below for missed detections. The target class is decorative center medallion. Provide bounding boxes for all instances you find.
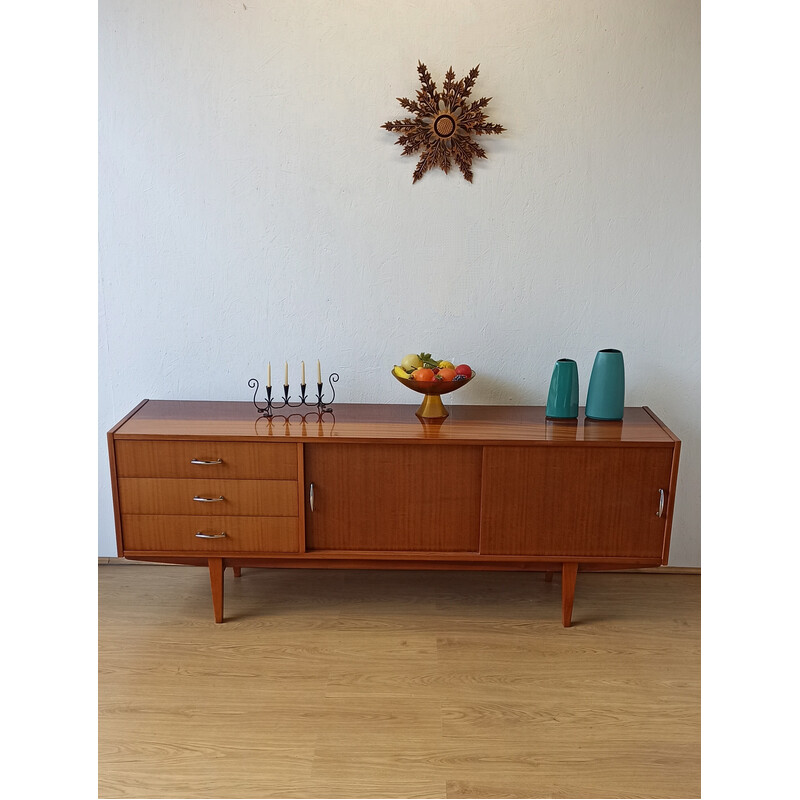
[433,114,456,138]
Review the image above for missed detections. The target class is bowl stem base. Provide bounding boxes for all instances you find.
[416,394,449,419]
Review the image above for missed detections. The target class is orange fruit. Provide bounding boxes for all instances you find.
[437,368,457,381]
[412,368,436,381]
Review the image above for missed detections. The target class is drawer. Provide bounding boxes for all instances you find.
[118,478,298,516]
[121,515,299,553]
[114,440,297,480]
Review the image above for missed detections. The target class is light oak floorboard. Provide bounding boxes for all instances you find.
[99,566,700,799]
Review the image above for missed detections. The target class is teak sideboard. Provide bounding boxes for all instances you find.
[107,400,680,626]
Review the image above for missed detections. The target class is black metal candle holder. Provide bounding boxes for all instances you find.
[248,373,339,418]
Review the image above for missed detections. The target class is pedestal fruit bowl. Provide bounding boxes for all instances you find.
[392,353,475,420]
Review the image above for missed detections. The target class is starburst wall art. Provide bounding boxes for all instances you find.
[382,61,506,184]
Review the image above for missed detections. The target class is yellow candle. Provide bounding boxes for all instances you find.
[317,360,322,384]
[284,361,288,386]
[267,362,271,388]
[301,361,305,384]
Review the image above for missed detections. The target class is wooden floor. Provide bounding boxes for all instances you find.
[98,565,700,799]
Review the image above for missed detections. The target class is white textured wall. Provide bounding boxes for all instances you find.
[99,0,700,565]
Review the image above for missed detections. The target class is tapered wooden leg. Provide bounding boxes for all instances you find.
[561,562,578,627]
[544,571,554,583]
[208,558,224,623]
[232,566,242,578]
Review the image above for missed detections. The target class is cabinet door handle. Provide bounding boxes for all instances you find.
[195,531,227,539]
[309,482,315,512]
[191,458,223,465]
[193,495,225,503]
[656,488,665,517]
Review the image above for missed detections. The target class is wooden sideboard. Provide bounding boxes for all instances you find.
[107,400,680,626]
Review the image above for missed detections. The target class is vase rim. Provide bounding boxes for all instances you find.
[556,358,577,363]
[598,348,622,354]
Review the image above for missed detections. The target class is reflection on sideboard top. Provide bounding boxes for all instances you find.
[112,400,678,445]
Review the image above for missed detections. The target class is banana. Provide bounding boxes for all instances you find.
[393,365,411,379]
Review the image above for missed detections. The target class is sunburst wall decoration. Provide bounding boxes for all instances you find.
[382,61,506,184]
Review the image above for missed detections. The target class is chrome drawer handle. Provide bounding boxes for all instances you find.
[309,482,315,512]
[193,495,225,502]
[656,488,665,517]
[195,531,227,539]
[191,458,223,465]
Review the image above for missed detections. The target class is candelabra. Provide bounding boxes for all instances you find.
[249,373,339,418]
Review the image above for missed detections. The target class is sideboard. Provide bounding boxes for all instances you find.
[107,400,680,626]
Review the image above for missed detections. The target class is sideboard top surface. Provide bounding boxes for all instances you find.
[111,400,677,445]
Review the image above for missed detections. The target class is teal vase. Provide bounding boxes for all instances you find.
[585,349,625,420]
[545,359,579,419]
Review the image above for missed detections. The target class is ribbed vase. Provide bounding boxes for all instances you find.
[545,359,579,420]
[585,349,625,421]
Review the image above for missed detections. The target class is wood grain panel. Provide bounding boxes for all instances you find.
[117,478,297,516]
[121,515,299,553]
[114,440,296,479]
[480,446,674,557]
[305,443,482,552]
[296,443,306,553]
[113,401,674,444]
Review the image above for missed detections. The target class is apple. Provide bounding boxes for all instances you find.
[401,354,423,372]
[455,364,472,377]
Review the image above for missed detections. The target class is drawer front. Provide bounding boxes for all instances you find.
[114,441,297,480]
[122,515,299,553]
[118,478,298,516]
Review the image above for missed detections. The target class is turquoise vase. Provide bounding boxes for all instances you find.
[585,349,625,420]
[545,359,579,419]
